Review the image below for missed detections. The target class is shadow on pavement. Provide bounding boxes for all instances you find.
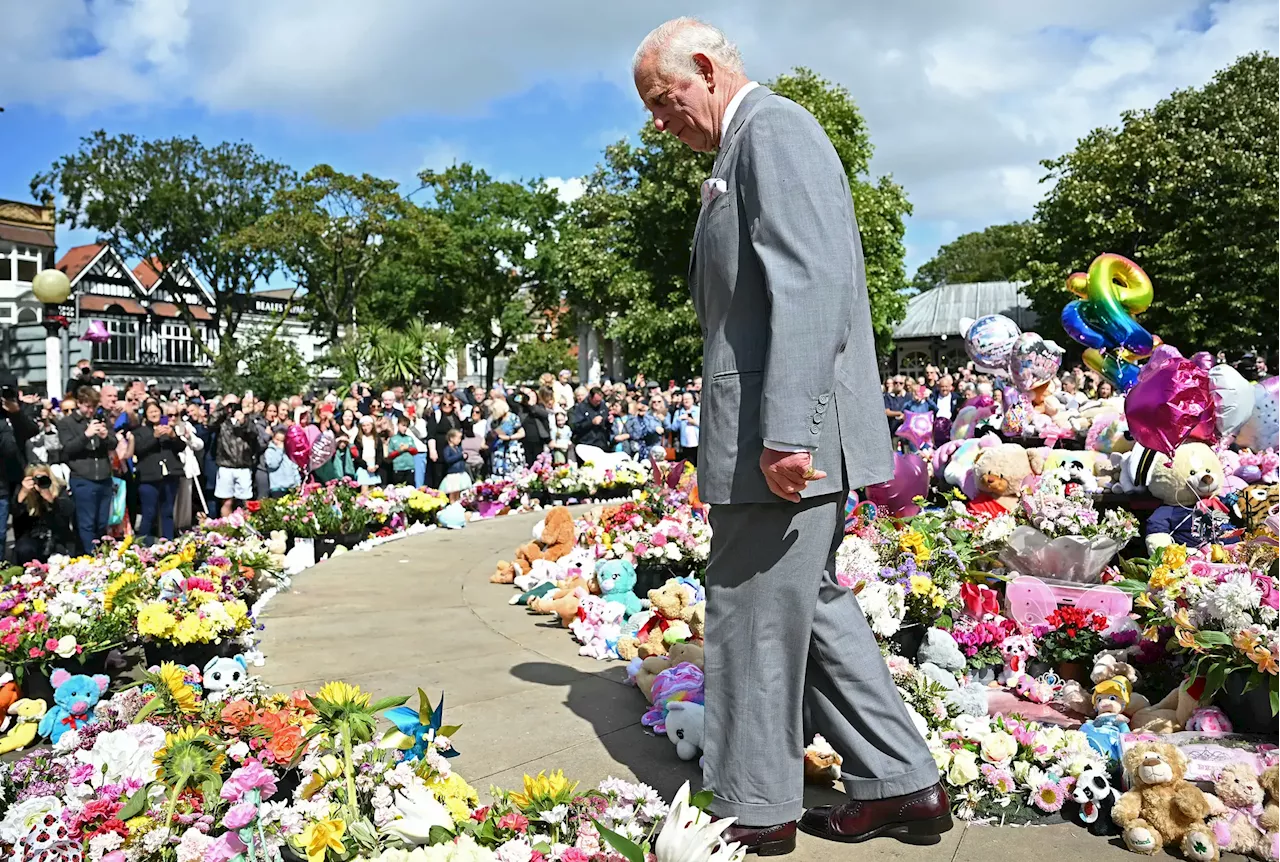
[509,660,847,811]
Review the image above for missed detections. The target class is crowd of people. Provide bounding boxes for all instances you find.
[0,363,711,565]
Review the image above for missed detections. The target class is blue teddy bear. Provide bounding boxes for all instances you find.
[596,559,643,618]
[38,669,109,745]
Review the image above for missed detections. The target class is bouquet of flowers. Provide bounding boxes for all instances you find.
[1125,543,1278,713]
[927,713,1106,821]
[952,616,1019,672]
[999,489,1138,583]
[886,654,960,732]
[1016,489,1138,544]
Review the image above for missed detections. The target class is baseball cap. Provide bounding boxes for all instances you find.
[146,378,158,387]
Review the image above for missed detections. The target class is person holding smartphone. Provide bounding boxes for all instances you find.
[56,386,117,552]
[12,464,77,563]
[133,399,186,542]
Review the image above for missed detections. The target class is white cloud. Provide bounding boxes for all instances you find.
[544,176,586,204]
[3,0,1275,266]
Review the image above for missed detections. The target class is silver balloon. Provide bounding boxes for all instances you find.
[1006,332,1064,393]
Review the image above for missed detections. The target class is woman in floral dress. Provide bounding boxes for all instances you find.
[487,399,526,477]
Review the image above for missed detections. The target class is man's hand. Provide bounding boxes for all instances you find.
[86,421,104,438]
[759,449,826,503]
[591,415,603,425]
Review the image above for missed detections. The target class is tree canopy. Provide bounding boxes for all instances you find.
[31,132,293,358]
[1022,52,1279,357]
[912,222,1034,290]
[556,68,911,381]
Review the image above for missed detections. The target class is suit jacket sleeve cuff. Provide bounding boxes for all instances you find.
[764,440,814,453]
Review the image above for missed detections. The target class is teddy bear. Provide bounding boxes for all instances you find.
[529,583,592,627]
[1130,677,1206,733]
[1206,762,1271,860]
[266,530,288,568]
[0,698,47,754]
[1072,762,1123,836]
[202,655,248,698]
[595,559,643,618]
[1144,442,1237,553]
[628,641,705,703]
[966,444,1037,516]
[491,506,576,583]
[1260,766,1279,862]
[37,670,109,745]
[616,579,697,661]
[1061,654,1152,719]
[915,627,988,717]
[997,633,1037,688]
[1036,449,1102,496]
[804,734,844,785]
[665,700,705,761]
[1113,741,1219,860]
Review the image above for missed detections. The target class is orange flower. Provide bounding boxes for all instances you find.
[290,689,315,713]
[266,724,305,763]
[1176,627,1200,652]
[255,709,290,735]
[1233,631,1261,654]
[221,699,256,730]
[1252,647,1278,675]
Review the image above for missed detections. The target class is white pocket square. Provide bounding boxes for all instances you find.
[701,177,728,207]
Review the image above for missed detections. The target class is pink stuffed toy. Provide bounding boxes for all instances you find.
[569,595,606,645]
[578,601,626,661]
[1015,672,1060,704]
[1237,450,1280,485]
[1186,706,1233,736]
[641,663,704,735]
[998,634,1038,688]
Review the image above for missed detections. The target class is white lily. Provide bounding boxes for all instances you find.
[653,782,745,862]
[380,783,454,846]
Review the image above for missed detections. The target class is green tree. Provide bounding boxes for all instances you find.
[912,222,1034,289]
[412,164,562,387]
[504,337,576,384]
[557,67,911,381]
[320,321,456,388]
[236,165,404,344]
[1023,52,1279,356]
[212,331,310,402]
[31,132,293,358]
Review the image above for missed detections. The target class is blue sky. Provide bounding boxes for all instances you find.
[1,0,1275,277]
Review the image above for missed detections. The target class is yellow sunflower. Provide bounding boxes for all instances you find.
[156,662,199,713]
[314,681,370,710]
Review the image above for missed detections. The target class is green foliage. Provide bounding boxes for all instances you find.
[31,132,293,355]
[236,165,405,344]
[212,331,311,402]
[1022,52,1279,356]
[320,322,456,389]
[912,222,1034,290]
[407,164,563,387]
[557,68,911,381]
[504,337,576,384]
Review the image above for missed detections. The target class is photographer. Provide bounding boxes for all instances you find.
[57,386,117,552]
[1,375,41,549]
[133,399,186,542]
[212,394,260,517]
[520,386,553,466]
[12,465,77,564]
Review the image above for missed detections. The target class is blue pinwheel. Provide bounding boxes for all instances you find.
[382,689,461,762]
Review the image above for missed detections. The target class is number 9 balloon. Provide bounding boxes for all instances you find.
[1060,253,1156,391]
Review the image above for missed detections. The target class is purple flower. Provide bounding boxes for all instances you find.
[222,801,258,830]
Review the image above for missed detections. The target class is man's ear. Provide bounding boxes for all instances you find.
[693,52,715,85]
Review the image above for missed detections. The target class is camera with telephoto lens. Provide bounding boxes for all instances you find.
[34,474,52,490]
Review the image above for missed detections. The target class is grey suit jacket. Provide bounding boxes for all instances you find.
[689,85,894,505]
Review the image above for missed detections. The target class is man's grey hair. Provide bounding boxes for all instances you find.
[632,17,744,79]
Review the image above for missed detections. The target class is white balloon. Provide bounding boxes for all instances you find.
[1235,380,1279,451]
[1208,364,1254,436]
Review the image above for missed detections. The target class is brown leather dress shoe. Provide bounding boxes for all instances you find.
[716,820,797,856]
[798,782,953,845]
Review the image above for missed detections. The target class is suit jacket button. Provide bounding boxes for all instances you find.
[818,394,830,405]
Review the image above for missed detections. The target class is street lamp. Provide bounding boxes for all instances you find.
[32,268,72,399]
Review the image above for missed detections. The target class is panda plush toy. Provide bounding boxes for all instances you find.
[1070,762,1121,836]
[202,655,248,698]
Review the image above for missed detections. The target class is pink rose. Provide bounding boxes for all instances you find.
[1253,574,1279,610]
[222,801,257,830]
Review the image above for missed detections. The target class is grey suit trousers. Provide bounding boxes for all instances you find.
[702,493,938,825]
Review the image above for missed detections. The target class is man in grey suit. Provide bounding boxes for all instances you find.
[633,19,950,856]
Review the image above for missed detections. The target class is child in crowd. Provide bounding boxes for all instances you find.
[438,428,472,500]
[263,426,301,498]
[386,415,419,486]
[550,410,572,465]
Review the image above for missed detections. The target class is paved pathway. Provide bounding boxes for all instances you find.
[259,509,1224,862]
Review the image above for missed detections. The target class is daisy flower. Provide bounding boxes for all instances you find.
[1032,780,1066,813]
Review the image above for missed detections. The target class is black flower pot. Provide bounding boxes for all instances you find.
[315,535,339,560]
[970,663,1002,685]
[889,624,925,661]
[142,640,239,672]
[17,649,114,704]
[1217,672,1278,737]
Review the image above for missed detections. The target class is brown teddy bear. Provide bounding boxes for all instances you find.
[527,574,596,626]
[1260,765,1279,862]
[616,579,696,661]
[492,507,576,584]
[965,443,1037,516]
[632,642,705,703]
[803,734,843,785]
[1206,762,1272,860]
[1131,678,1206,733]
[1113,741,1219,860]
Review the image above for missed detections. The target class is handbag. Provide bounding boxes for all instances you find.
[107,477,128,526]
